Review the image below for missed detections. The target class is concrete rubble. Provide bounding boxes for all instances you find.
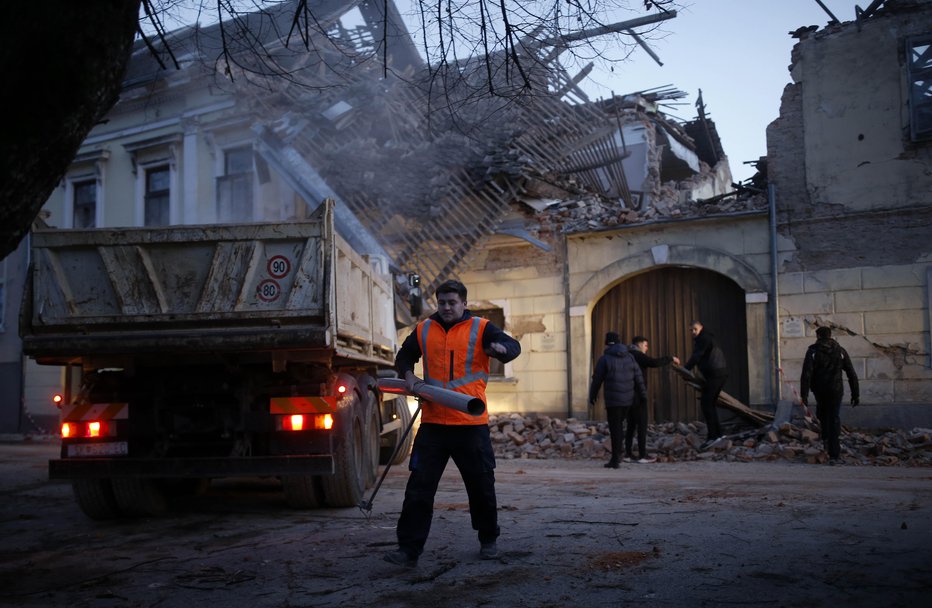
[488,412,932,466]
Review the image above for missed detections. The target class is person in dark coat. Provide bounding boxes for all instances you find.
[626,336,680,463]
[683,321,729,449]
[588,332,647,469]
[800,326,859,463]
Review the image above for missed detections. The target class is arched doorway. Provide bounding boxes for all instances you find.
[590,267,748,422]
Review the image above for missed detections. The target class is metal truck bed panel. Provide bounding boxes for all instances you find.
[23,201,396,364]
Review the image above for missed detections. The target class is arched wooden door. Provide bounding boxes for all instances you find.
[589,267,748,422]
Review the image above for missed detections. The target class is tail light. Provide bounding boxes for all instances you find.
[277,413,333,431]
[60,420,110,438]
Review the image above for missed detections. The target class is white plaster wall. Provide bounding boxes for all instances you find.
[778,262,932,406]
[462,214,776,418]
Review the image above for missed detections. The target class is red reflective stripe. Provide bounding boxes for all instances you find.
[62,403,128,421]
[269,396,337,414]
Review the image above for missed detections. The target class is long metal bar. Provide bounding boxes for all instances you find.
[358,402,422,513]
[768,183,782,402]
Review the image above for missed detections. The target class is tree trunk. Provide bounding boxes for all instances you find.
[0,0,141,259]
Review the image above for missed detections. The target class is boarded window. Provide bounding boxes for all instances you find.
[908,35,932,141]
[472,306,505,377]
[145,165,170,226]
[73,180,96,228]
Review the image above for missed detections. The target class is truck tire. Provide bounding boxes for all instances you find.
[380,398,414,465]
[112,478,168,517]
[72,479,122,520]
[320,410,366,507]
[282,475,324,509]
[363,389,380,488]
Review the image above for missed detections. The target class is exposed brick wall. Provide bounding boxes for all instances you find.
[766,81,809,223]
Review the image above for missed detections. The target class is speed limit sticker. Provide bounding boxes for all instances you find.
[268,255,291,278]
[256,279,281,302]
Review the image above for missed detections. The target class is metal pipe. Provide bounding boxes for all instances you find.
[562,230,574,418]
[377,378,485,416]
[768,184,782,402]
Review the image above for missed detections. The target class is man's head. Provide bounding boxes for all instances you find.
[435,280,467,324]
[689,321,703,338]
[605,331,620,345]
[632,336,648,353]
[816,326,832,340]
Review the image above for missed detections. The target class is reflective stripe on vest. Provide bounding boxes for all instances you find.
[417,315,490,424]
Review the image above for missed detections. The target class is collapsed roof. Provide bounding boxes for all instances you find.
[124,0,762,296]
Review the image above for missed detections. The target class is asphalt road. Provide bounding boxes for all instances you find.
[0,439,929,607]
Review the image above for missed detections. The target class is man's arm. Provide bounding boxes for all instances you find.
[633,350,674,369]
[683,334,709,371]
[395,331,423,391]
[588,357,606,405]
[842,348,860,405]
[799,347,814,404]
[482,322,521,363]
[633,361,647,403]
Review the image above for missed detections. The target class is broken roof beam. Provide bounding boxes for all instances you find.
[536,11,677,48]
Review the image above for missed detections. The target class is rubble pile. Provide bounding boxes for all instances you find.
[488,413,932,466]
[537,189,767,234]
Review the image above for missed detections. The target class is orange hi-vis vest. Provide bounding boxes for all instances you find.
[416,315,491,425]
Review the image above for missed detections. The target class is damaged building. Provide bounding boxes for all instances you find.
[1,0,929,434]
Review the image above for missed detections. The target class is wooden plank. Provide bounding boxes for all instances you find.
[670,365,773,425]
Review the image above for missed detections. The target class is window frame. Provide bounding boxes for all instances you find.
[143,164,171,227]
[907,33,932,142]
[216,144,256,223]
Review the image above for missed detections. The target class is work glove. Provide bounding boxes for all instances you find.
[851,397,859,407]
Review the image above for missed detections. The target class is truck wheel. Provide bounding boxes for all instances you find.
[380,398,414,465]
[282,475,324,509]
[320,412,366,507]
[72,479,122,520]
[363,390,380,488]
[112,479,168,517]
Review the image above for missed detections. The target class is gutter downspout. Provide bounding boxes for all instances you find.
[768,184,782,403]
[562,230,573,418]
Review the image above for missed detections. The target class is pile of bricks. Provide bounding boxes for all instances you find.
[488,413,932,466]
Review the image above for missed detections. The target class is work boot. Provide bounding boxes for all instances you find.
[383,549,418,568]
[480,542,500,560]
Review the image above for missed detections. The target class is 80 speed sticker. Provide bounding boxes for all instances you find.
[256,279,281,302]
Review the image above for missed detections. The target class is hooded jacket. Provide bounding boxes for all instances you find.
[800,338,859,402]
[588,343,647,409]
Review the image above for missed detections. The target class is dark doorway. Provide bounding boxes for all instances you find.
[590,267,748,422]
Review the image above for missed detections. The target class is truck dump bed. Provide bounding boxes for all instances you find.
[22,201,395,365]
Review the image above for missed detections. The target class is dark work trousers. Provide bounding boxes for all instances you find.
[813,390,843,459]
[606,406,629,463]
[396,423,499,558]
[700,374,728,440]
[625,397,648,459]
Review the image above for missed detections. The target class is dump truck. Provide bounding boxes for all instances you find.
[20,200,414,519]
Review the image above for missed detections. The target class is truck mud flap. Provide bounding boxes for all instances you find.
[49,455,335,479]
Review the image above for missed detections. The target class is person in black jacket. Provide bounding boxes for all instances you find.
[800,326,859,463]
[626,336,680,463]
[588,332,647,469]
[683,321,729,449]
